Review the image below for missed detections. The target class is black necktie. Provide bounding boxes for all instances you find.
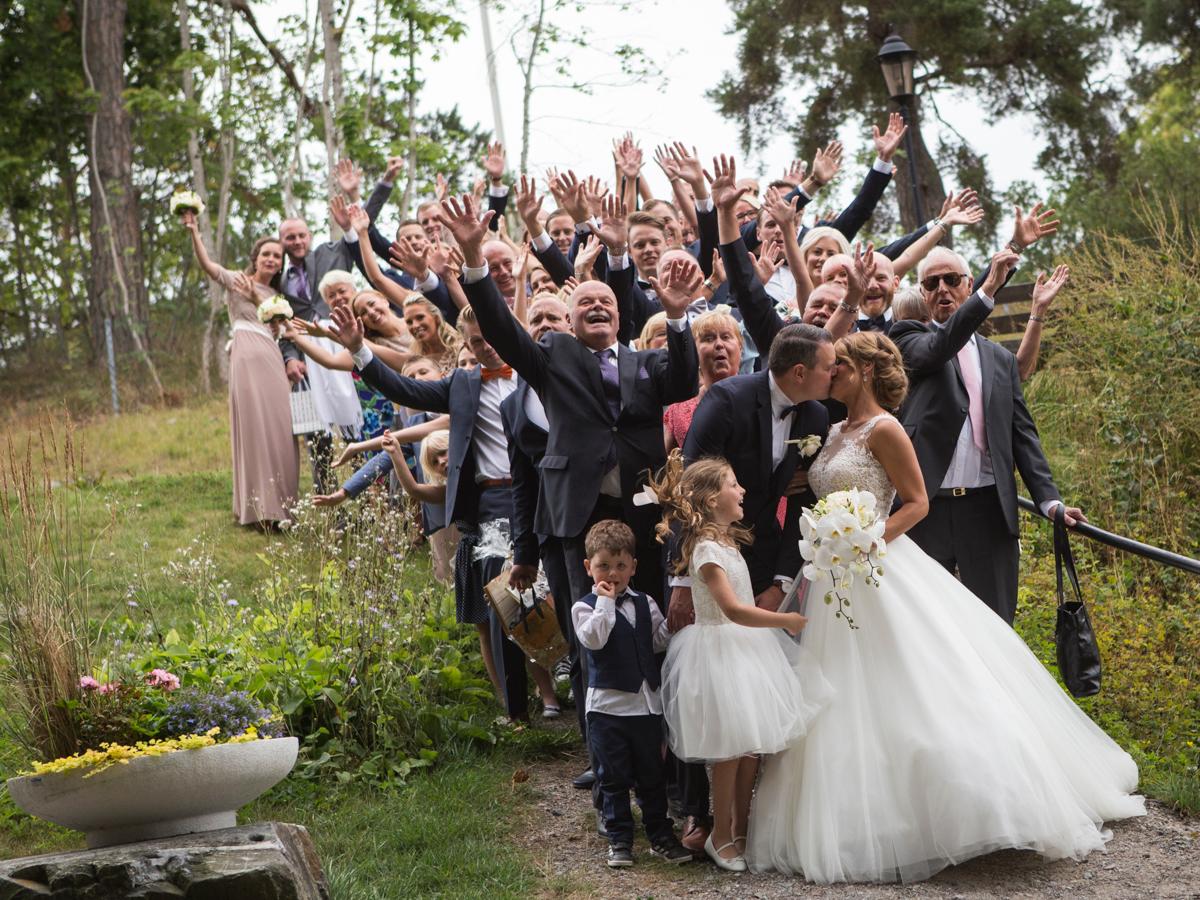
[594,348,621,420]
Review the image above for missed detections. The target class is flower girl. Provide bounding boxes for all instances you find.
[651,453,828,872]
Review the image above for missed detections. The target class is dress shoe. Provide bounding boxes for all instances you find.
[704,833,747,872]
[572,768,596,789]
[680,816,710,857]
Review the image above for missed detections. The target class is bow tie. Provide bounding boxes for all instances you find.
[615,589,636,605]
[480,364,513,382]
[858,314,889,332]
[778,402,804,420]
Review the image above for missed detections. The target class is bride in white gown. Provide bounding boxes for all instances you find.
[747,331,1145,883]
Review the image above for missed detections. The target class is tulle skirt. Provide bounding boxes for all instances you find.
[662,620,830,762]
[747,535,1145,883]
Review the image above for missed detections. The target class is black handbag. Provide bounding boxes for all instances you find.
[1053,504,1102,697]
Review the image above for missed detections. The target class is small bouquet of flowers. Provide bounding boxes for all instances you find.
[169,186,205,217]
[257,296,294,332]
[798,488,887,630]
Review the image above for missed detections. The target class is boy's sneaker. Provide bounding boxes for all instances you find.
[649,836,693,865]
[607,845,634,868]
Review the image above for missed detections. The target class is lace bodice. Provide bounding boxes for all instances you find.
[807,414,897,510]
[689,539,755,626]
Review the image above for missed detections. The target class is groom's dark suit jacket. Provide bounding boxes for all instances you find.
[891,293,1060,536]
[462,273,698,541]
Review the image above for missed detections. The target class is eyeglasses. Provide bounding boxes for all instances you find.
[921,272,966,292]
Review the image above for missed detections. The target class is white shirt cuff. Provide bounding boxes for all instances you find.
[343,228,359,244]
[976,288,995,309]
[773,575,794,592]
[576,217,599,233]
[462,262,489,285]
[797,186,812,201]
[379,178,394,189]
[872,157,894,174]
[488,184,509,198]
[669,575,692,589]
[531,231,552,252]
[607,251,630,270]
[592,594,616,612]
[666,316,687,331]
[694,197,714,213]
[351,345,374,369]
[415,271,440,293]
[1040,500,1062,518]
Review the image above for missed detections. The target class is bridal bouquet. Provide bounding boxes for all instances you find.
[257,296,293,325]
[798,488,887,630]
[169,187,205,216]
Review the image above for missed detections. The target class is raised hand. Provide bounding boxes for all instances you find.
[574,234,604,281]
[388,235,427,276]
[811,140,843,186]
[334,158,363,198]
[440,194,495,265]
[347,202,370,234]
[704,154,750,211]
[427,241,450,278]
[329,303,365,353]
[583,176,609,218]
[612,131,643,179]
[709,249,726,287]
[514,174,544,230]
[181,209,199,232]
[667,142,708,196]
[434,172,449,203]
[781,158,808,187]
[846,242,877,302]
[750,241,784,285]
[330,194,351,232]
[764,185,798,233]
[380,429,399,456]
[552,170,589,223]
[941,188,984,227]
[289,317,335,340]
[384,155,404,183]
[543,166,565,205]
[483,141,506,184]
[230,271,258,300]
[1031,264,1070,314]
[872,112,907,163]
[981,247,1021,297]
[1011,202,1060,249]
[591,193,628,254]
[654,144,682,181]
[649,255,704,319]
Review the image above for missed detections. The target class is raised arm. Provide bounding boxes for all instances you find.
[382,430,448,504]
[647,256,702,403]
[348,204,411,308]
[181,212,226,283]
[283,321,354,370]
[891,189,983,276]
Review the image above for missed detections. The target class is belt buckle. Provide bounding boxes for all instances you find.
[951,487,967,497]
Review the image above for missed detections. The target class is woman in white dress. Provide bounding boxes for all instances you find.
[748,331,1145,883]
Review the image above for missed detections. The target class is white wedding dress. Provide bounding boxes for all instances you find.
[747,414,1145,883]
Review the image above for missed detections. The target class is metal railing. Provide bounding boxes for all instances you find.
[1018,496,1200,575]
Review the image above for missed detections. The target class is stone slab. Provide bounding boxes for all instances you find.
[0,822,328,900]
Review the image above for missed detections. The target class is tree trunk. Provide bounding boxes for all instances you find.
[80,0,163,400]
[518,0,546,175]
[890,97,947,238]
[319,0,348,236]
[401,16,417,217]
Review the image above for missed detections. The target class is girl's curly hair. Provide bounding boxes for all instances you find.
[650,450,753,575]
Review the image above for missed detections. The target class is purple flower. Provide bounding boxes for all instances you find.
[79,676,101,691]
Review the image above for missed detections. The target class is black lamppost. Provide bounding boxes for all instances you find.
[877,33,925,224]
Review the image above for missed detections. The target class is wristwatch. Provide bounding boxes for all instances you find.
[1006,240,1024,255]
[702,278,715,291]
[838,301,859,314]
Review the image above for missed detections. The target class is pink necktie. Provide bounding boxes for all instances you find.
[957,342,987,453]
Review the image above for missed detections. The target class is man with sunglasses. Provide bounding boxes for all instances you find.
[891,206,1085,624]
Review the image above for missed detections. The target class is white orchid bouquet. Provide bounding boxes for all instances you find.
[169,187,205,216]
[256,296,293,325]
[798,488,887,630]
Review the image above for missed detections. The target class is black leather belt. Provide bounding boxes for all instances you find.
[936,485,996,498]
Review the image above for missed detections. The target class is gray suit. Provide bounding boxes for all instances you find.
[892,291,1061,622]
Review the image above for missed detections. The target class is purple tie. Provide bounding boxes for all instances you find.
[289,265,309,301]
[594,348,621,420]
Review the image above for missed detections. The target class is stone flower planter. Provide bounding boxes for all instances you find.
[6,736,298,849]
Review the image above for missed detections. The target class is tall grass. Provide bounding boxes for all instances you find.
[0,426,97,761]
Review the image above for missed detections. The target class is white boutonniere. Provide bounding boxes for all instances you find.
[786,434,823,459]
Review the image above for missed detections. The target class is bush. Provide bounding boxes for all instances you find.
[118,492,501,784]
[1017,199,1200,809]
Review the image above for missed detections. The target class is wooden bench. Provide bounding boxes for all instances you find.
[978,282,1035,351]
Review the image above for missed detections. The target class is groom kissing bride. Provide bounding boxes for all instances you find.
[664,164,1145,880]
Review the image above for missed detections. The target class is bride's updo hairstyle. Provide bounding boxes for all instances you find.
[836,331,908,411]
[651,449,754,575]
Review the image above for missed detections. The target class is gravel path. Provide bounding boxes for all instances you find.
[512,744,1199,899]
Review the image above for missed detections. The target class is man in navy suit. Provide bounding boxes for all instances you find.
[328,300,533,722]
[438,193,700,609]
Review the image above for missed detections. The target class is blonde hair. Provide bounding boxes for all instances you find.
[799,226,851,260]
[403,293,461,360]
[835,331,909,411]
[691,309,743,347]
[418,429,450,486]
[651,450,753,575]
[638,311,668,349]
[892,287,929,323]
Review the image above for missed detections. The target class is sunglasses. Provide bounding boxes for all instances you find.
[921,272,966,292]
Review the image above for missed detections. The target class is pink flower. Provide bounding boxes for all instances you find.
[79,676,101,691]
[145,669,181,691]
[99,682,119,695]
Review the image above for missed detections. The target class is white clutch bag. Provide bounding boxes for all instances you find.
[289,380,324,435]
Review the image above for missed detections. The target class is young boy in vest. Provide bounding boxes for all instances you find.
[570,519,691,868]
